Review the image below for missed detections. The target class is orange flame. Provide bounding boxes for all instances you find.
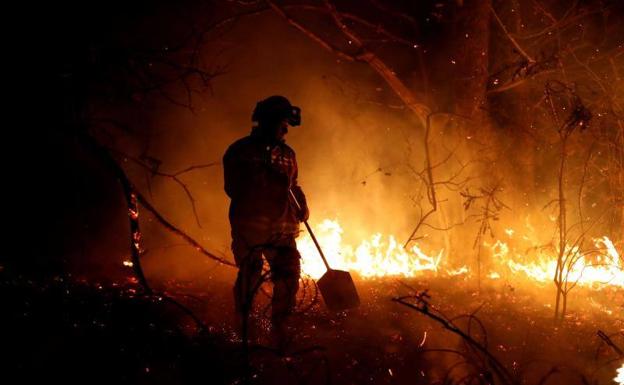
[615,363,624,385]
[298,219,622,289]
[491,237,623,288]
[298,219,442,279]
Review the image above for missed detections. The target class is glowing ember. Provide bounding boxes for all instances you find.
[298,219,623,288]
[123,260,134,267]
[615,363,624,385]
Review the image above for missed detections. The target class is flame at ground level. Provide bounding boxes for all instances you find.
[616,363,624,385]
[297,219,623,289]
[298,219,443,279]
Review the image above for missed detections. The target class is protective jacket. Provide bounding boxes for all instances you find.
[223,127,307,239]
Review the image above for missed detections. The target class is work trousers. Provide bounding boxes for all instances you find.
[231,230,301,330]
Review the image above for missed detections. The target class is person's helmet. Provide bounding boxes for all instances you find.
[252,95,301,126]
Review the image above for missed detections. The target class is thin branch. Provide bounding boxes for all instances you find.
[404,112,473,248]
[367,0,419,28]
[265,0,356,62]
[268,0,430,125]
[80,132,152,294]
[393,295,517,385]
[281,4,417,48]
[490,5,534,63]
[107,147,213,228]
[136,190,236,267]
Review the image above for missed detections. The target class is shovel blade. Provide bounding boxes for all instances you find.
[317,269,360,312]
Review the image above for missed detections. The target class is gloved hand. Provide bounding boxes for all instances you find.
[290,185,309,222]
[297,205,310,222]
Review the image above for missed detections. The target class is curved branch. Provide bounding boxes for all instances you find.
[80,132,153,294]
[266,0,356,62]
[490,4,534,63]
[106,147,216,228]
[393,295,517,385]
[136,190,236,267]
[267,0,430,125]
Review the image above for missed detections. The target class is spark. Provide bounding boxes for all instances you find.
[419,331,428,347]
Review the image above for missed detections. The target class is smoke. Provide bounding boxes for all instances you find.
[61,2,622,290]
[118,12,432,283]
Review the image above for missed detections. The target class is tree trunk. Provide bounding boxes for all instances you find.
[453,0,492,125]
[554,135,568,320]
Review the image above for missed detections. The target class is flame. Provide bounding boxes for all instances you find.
[488,271,501,279]
[616,363,624,385]
[492,237,623,288]
[298,219,623,288]
[298,219,442,279]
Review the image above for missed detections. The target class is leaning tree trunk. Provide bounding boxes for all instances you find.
[453,0,492,126]
[452,0,493,282]
[80,132,152,294]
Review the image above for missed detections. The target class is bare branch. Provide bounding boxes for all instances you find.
[265,0,357,62]
[136,190,236,267]
[107,147,217,228]
[490,5,535,63]
[393,294,517,385]
[268,0,430,125]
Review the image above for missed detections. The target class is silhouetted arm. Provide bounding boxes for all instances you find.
[290,155,309,222]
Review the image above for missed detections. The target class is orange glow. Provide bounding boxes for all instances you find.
[615,363,624,385]
[298,219,623,289]
[491,236,623,288]
[298,219,442,279]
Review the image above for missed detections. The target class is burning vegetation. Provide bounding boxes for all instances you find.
[298,219,622,289]
[6,0,624,384]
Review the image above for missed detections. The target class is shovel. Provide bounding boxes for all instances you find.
[289,189,361,312]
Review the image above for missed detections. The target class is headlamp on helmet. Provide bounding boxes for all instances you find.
[252,95,301,127]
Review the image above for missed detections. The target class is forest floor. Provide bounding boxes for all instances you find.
[2,270,622,385]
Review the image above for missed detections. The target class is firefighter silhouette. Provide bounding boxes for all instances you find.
[223,95,308,346]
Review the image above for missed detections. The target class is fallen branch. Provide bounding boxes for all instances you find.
[597,330,624,357]
[136,190,236,267]
[393,293,517,385]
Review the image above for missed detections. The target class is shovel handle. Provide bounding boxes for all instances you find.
[289,189,331,271]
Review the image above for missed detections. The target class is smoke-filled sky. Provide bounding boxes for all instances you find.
[13,0,622,285]
[126,11,432,281]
